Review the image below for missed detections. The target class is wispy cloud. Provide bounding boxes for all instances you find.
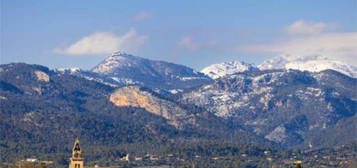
[285,20,338,35]
[54,29,148,55]
[133,11,152,21]
[239,32,357,65]
[237,20,356,66]
[177,36,218,51]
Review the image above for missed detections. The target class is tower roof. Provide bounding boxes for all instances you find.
[72,138,81,152]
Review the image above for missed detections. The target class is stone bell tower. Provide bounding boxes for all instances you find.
[69,139,84,168]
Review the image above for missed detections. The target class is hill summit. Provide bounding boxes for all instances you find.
[91,51,212,91]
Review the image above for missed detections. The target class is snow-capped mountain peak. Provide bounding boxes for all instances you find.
[285,60,357,77]
[259,55,357,77]
[92,51,136,74]
[111,50,130,56]
[201,61,258,79]
[90,51,212,90]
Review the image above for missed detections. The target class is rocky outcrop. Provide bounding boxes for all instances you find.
[34,70,50,82]
[110,85,189,128]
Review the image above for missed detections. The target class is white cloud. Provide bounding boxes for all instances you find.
[236,20,356,66]
[178,36,197,50]
[55,29,147,55]
[285,20,338,35]
[178,36,218,51]
[239,32,357,66]
[133,11,152,21]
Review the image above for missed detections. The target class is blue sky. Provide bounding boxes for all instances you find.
[1,0,356,70]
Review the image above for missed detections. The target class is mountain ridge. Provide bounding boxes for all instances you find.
[0,63,273,162]
[1,53,356,151]
[90,51,212,91]
[201,61,259,79]
[258,55,357,77]
[180,69,357,148]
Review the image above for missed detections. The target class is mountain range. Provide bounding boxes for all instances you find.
[259,55,357,78]
[1,51,356,163]
[181,69,356,148]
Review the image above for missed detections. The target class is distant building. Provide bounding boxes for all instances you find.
[134,156,142,161]
[118,154,135,162]
[149,155,159,161]
[41,160,54,164]
[25,158,38,162]
[69,139,84,168]
[293,160,303,168]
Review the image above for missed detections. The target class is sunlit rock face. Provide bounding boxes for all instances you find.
[109,85,189,128]
[34,70,50,82]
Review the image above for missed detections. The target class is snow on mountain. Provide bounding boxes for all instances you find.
[201,61,259,79]
[55,67,82,74]
[180,69,357,147]
[259,55,357,78]
[285,60,357,77]
[55,66,122,87]
[92,51,134,74]
[91,51,212,90]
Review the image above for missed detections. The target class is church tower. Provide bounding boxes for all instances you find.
[69,139,84,168]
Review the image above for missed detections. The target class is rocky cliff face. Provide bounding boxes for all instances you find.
[109,85,189,128]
